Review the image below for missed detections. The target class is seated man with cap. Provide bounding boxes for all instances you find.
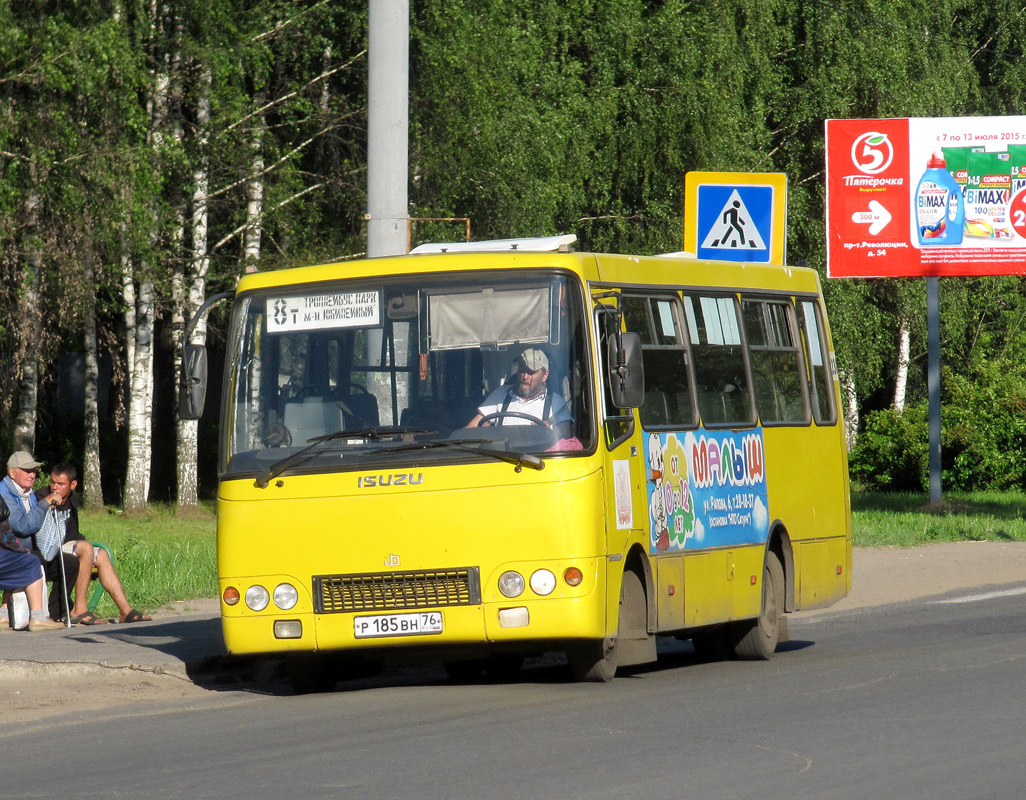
[0,450,78,623]
[466,348,572,435]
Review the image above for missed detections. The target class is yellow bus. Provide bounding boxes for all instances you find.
[181,235,851,692]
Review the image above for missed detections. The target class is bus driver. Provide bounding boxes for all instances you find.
[466,348,571,434]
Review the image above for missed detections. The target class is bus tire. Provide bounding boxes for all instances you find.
[567,637,618,682]
[567,567,646,682]
[286,653,338,694]
[731,551,785,660]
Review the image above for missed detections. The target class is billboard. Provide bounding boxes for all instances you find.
[825,116,1026,278]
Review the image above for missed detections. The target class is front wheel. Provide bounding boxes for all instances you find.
[730,551,785,660]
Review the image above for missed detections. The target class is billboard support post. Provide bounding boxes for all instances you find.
[927,277,942,507]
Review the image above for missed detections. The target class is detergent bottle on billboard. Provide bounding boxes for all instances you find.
[916,153,964,245]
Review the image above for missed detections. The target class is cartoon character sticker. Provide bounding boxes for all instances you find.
[646,433,696,551]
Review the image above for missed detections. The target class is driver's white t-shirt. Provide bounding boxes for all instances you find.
[476,387,571,426]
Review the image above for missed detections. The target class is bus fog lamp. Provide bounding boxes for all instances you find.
[498,607,530,628]
[223,586,240,606]
[274,620,303,639]
[245,585,270,611]
[530,569,556,596]
[563,567,584,587]
[498,571,525,598]
[273,583,299,610]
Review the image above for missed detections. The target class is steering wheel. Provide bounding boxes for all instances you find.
[263,422,292,448]
[477,411,546,427]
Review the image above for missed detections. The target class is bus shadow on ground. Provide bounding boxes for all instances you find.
[181,633,818,697]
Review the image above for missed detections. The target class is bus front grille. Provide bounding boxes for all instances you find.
[314,567,481,613]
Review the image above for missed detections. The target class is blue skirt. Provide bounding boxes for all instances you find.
[0,548,41,591]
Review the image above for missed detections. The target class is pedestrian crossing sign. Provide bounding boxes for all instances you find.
[684,172,787,264]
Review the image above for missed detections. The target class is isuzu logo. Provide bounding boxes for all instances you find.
[357,472,424,488]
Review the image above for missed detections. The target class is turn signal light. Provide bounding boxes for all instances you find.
[223,586,240,606]
[563,567,584,587]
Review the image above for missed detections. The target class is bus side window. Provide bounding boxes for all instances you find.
[682,293,754,427]
[799,299,837,425]
[622,294,696,429]
[742,298,808,425]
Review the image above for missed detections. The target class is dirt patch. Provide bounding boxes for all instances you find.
[802,540,1026,615]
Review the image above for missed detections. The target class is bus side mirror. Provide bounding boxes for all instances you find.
[607,332,644,409]
[179,344,208,420]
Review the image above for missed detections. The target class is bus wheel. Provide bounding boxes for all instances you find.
[567,638,617,682]
[286,654,339,694]
[567,567,645,682]
[731,551,785,660]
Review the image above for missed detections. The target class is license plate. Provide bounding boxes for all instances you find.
[353,611,444,639]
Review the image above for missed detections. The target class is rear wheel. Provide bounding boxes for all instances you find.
[730,551,785,660]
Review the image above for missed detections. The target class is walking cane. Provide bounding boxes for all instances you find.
[49,506,72,628]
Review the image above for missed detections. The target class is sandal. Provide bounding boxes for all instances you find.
[120,609,152,624]
[71,612,108,626]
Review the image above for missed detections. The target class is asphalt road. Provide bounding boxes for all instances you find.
[3,583,1026,800]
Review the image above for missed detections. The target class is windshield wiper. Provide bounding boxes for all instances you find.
[255,426,436,488]
[376,438,545,472]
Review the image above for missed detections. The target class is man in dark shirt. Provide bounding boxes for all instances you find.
[39,463,151,625]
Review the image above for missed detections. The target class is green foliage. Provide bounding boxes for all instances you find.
[850,360,1026,492]
[4,1,1026,497]
[79,505,217,615]
[850,406,929,491]
[852,489,1026,547]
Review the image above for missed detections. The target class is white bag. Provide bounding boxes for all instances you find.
[35,506,64,562]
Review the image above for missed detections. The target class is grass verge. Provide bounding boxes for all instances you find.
[76,504,216,618]
[853,489,1026,547]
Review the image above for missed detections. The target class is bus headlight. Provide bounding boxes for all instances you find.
[273,583,299,610]
[245,585,270,611]
[530,569,556,596]
[498,571,525,598]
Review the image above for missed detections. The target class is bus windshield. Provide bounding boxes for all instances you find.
[222,270,594,477]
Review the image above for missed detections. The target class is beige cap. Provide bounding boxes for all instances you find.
[8,450,42,471]
[519,348,549,372]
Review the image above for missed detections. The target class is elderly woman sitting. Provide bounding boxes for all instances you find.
[1,522,65,632]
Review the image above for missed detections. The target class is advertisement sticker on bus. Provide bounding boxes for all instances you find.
[644,430,769,553]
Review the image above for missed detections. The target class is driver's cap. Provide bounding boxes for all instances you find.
[519,348,548,372]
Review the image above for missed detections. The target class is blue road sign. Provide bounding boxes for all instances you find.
[695,184,775,263]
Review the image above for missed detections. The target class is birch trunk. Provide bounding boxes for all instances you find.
[175,70,211,507]
[840,369,859,453]
[124,274,155,511]
[13,179,42,452]
[82,251,103,509]
[124,1,171,510]
[892,316,910,412]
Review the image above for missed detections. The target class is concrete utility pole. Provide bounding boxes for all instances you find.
[366,0,409,257]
